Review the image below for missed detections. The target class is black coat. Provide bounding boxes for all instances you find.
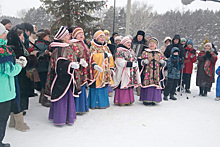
[164,35,185,59]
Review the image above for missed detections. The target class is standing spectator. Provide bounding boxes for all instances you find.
[0,23,26,147]
[182,39,197,93]
[180,38,187,47]
[164,47,184,101]
[110,32,119,45]
[196,43,217,96]
[160,36,172,53]
[1,19,12,31]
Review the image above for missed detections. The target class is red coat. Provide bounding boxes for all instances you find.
[183,47,197,74]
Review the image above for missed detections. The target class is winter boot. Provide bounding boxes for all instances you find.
[40,88,51,107]
[163,96,168,101]
[14,112,30,132]
[136,87,141,96]
[170,95,177,100]
[9,113,15,128]
[185,89,191,94]
[143,102,151,106]
[199,87,204,96]
[215,97,220,101]
[202,88,208,97]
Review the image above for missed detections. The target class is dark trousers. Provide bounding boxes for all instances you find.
[164,78,178,96]
[183,73,192,90]
[199,87,208,95]
[0,100,11,145]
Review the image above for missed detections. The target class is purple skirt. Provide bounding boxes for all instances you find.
[49,89,76,126]
[139,87,162,103]
[114,88,134,105]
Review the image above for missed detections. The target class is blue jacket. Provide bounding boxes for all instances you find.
[167,47,184,79]
[216,66,220,97]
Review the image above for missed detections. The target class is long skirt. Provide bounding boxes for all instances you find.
[49,89,76,126]
[74,85,89,114]
[88,87,110,109]
[139,87,162,103]
[114,88,134,106]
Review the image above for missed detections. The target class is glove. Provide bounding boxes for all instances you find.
[132,62,138,67]
[159,60,166,66]
[70,62,79,69]
[94,65,103,72]
[190,55,195,59]
[205,51,212,59]
[143,59,149,65]
[79,59,88,68]
[16,56,27,68]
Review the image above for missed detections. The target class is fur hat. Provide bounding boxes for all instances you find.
[120,36,132,45]
[37,29,50,40]
[148,37,159,47]
[0,23,8,36]
[187,39,193,46]
[104,30,109,35]
[93,30,105,40]
[1,19,11,26]
[72,27,84,38]
[163,36,172,43]
[54,26,69,40]
[204,43,212,49]
[137,30,145,37]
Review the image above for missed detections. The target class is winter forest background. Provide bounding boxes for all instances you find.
[0,0,219,50]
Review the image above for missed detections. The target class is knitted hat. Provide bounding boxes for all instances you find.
[204,43,212,49]
[137,30,145,37]
[114,36,122,41]
[1,19,11,26]
[54,26,69,40]
[104,30,109,35]
[0,23,8,36]
[93,30,105,40]
[120,36,132,45]
[163,36,172,43]
[187,39,193,46]
[181,38,187,43]
[145,33,152,37]
[148,37,159,47]
[37,29,50,40]
[72,27,84,38]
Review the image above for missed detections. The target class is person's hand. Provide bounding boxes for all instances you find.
[94,65,103,72]
[159,59,166,66]
[80,59,88,67]
[143,59,149,65]
[132,62,138,67]
[71,62,79,69]
[16,56,28,68]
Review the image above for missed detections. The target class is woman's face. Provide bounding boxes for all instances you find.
[205,45,211,51]
[97,35,105,44]
[63,34,70,44]
[165,40,171,45]
[19,33,24,42]
[43,35,50,42]
[0,32,7,41]
[76,32,85,41]
[124,41,131,49]
[149,42,157,50]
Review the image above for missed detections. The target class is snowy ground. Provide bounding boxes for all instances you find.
[4,62,220,147]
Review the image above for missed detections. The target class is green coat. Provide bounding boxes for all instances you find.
[0,62,22,103]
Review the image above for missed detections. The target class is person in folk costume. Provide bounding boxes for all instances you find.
[163,47,184,101]
[45,26,80,126]
[69,27,93,114]
[7,23,38,132]
[139,37,166,105]
[88,30,115,109]
[196,43,217,97]
[0,23,27,147]
[182,39,197,94]
[112,36,141,106]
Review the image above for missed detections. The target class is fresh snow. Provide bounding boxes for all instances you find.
[4,58,220,147]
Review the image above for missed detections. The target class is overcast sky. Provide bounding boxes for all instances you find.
[0,0,220,17]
